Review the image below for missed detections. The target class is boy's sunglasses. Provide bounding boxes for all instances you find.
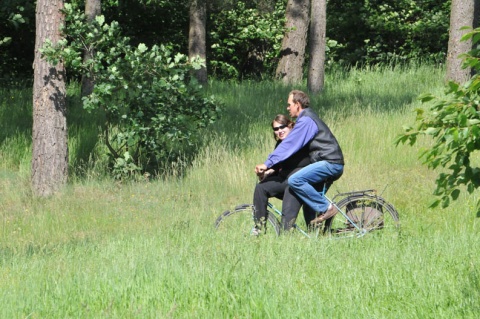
[273,124,287,131]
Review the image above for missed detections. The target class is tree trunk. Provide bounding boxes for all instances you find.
[32,0,68,197]
[445,0,479,83]
[307,0,327,94]
[81,0,101,97]
[189,0,207,84]
[275,0,310,85]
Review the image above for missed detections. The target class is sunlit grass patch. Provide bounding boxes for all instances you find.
[1,64,479,317]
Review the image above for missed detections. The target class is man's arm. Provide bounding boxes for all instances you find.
[263,116,317,168]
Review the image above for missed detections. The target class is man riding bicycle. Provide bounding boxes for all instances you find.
[255,90,344,230]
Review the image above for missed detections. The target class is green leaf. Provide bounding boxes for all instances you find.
[424,127,440,136]
[0,37,12,46]
[447,81,459,92]
[428,199,440,208]
[174,53,184,63]
[138,43,148,53]
[95,15,105,26]
[418,94,434,102]
[451,189,460,200]
[441,196,450,208]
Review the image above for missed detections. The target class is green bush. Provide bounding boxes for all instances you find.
[41,3,221,179]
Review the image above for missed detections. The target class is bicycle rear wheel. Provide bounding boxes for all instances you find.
[215,204,281,237]
[324,191,399,237]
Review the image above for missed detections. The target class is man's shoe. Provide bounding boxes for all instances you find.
[309,215,324,226]
[310,205,338,225]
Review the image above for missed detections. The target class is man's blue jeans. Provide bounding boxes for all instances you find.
[288,161,344,213]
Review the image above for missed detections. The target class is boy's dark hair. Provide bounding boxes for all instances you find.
[289,90,310,108]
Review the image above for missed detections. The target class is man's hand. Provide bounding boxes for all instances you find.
[255,164,268,176]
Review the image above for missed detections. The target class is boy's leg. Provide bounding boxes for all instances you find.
[288,161,344,213]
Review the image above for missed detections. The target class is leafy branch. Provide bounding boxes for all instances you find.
[395,27,480,211]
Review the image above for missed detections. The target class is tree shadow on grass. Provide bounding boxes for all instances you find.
[203,73,427,153]
[0,85,104,177]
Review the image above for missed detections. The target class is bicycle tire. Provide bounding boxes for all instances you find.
[324,192,399,236]
[214,204,281,237]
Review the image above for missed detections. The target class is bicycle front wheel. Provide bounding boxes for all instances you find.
[325,191,400,236]
[214,204,281,237]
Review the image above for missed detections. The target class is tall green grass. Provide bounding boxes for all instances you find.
[1,64,479,318]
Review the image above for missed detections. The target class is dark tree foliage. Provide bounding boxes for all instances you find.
[0,0,454,81]
[327,0,451,65]
[207,1,286,79]
[103,0,189,52]
[0,0,36,83]
[208,0,276,12]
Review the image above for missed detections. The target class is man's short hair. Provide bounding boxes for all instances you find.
[289,90,310,108]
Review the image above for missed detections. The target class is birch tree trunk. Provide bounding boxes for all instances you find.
[189,0,207,84]
[307,0,327,93]
[81,0,101,96]
[32,0,68,197]
[445,0,479,83]
[275,0,310,85]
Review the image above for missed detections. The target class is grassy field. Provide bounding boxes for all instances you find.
[1,64,479,318]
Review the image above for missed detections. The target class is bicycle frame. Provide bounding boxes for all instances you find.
[215,181,399,238]
[266,191,368,238]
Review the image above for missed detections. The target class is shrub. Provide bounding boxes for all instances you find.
[396,27,480,212]
[41,3,221,179]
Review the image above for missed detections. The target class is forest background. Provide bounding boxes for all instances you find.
[1,0,480,317]
[1,0,451,82]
